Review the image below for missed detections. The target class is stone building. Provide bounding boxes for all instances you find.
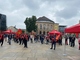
[59,25,66,34]
[8,26,17,32]
[8,26,26,33]
[36,16,59,35]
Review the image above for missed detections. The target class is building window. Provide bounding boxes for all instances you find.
[47,24,49,29]
[40,24,42,29]
[46,24,47,29]
[36,24,38,28]
[43,24,45,30]
[39,31,42,34]
[51,25,52,30]
[49,25,51,30]
[43,31,45,35]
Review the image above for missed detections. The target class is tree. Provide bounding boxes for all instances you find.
[22,30,25,33]
[24,16,37,33]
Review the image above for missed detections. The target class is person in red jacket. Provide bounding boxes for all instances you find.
[23,34,28,48]
[18,34,23,45]
[0,33,4,46]
[50,34,56,50]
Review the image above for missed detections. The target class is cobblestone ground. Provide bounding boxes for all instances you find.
[0,38,80,60]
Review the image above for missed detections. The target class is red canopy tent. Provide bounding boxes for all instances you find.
[65,23,80,38]
[65,23,80,33]
[49,30,61,35]
[4,29,15,34]
[49,30,61,41]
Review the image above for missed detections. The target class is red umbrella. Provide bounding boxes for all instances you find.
[49,30,61,41]
[49,30,61,35]
[4,29,12,33]
[4,29,15,34]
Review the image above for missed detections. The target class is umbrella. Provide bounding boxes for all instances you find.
[4,29,12,33]
[49,30,61,35]
[4,29,15,34]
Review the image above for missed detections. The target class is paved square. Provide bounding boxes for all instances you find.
[0,38,80,60]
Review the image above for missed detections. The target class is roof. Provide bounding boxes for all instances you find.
[37,16,54,23]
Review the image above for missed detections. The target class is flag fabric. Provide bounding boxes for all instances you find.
[16,29,22,35]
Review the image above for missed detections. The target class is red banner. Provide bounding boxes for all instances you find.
[16,29,22,35]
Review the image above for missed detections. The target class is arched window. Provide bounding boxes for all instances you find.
[51,25,52,30]
[40,24,42,29]
[47,31,49,35]
[43,31,45,35]
[43,24,45,30]
[39,31,42,34]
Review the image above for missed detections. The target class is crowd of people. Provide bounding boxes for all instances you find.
[0,32,80,50]
[65,34,80,50]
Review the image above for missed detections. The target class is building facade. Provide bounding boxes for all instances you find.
[0,13,7,31]
[36,16,59,35]
[59,25,66,34]
[8,26,17,32]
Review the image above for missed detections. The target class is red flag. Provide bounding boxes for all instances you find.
[16,29,22,35]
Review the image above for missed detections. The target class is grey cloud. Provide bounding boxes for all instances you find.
[40,0,56,3]
[23,0,41,10]
[0,0,80,28]
[55,7,79,19]
[54,0,80,19]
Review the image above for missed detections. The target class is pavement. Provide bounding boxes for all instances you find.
[0,38,80,60]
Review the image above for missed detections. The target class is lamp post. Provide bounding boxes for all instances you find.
[63,33,67,56]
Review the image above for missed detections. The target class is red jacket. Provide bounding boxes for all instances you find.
[51,37,56,42]
[46,36,49,40]
[0,33,4,40]
[24,34,28,40]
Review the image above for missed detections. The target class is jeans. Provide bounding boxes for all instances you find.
[8,39,11,45]
[51,42,56,50]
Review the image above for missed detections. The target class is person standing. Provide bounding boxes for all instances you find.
[8,34,12,45]
[69,35,72,46]
[50,34,56,50]
[30,34,34,43]
[23,34,28,48]
[71,35,75,47]
[65,34,68,45]
[4,33,7,41]
[0,32,4,46]
[78,38,80,50]
[19,34,22,45]
[46,35,49,44]
[58,35,62,45]
[40,34,45,44]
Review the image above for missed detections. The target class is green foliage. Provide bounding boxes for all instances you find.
[24,15,37,33]
[22,30,25,33]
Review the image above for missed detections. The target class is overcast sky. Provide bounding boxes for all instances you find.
[0,0,80,29]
